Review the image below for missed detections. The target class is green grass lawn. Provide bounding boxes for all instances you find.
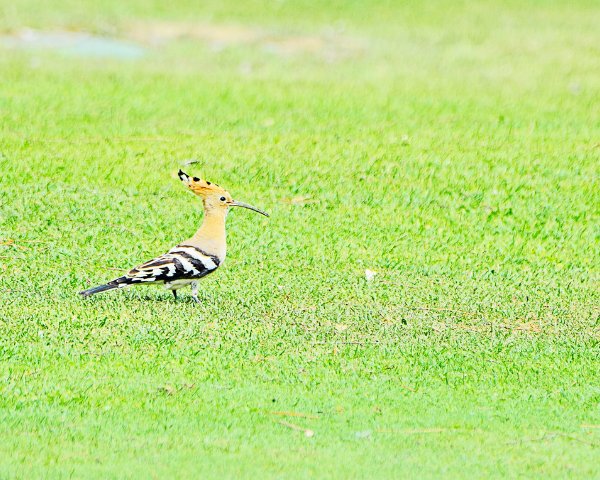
[1,0,600,478]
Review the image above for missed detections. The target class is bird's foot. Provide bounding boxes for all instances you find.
[172,290,178,300]
[190,281,200,304]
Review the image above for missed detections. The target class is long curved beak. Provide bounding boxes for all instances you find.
[229,201,269,217]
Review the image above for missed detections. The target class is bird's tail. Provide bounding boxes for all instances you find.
[79,283,120,297]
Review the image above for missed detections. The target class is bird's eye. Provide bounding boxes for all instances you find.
[220,196,226,202]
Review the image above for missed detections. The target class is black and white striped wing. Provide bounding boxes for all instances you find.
[109,244,220,287]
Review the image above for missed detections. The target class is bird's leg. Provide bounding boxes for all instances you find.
[190,281,200,304]
[172,289,178,300]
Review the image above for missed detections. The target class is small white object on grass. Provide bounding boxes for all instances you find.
[365,269,377,282]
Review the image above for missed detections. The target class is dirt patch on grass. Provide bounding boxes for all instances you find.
[1,23,365,61]
[127,22,365,60]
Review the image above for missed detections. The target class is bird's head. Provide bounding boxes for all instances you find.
[178,170,269,217]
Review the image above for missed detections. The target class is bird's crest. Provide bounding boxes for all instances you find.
[178,170,228,197]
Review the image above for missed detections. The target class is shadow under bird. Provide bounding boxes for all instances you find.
[80,170,269,303]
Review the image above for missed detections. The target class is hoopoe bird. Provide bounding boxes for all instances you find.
[80,170,269,303]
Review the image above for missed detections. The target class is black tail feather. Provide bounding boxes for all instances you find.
[79,283,119,297]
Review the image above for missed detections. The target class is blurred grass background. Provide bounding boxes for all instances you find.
[1,0,600,478]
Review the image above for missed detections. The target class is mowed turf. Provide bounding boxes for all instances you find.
[1,0,600,478]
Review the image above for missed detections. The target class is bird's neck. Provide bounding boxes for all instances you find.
[191,208,228,260]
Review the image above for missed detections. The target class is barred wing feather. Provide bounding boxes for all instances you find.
[112,245,220,286]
